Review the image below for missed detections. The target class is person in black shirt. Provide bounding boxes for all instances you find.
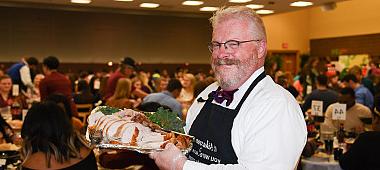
[302,74,339,113]
[339,95,380,170]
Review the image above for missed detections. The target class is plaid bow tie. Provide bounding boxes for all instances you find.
[210,87,238,106]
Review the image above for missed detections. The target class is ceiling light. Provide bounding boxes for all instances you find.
[200,7,219,12]
[140,3,160,8]
[71,0,91,4]
[246,4,264,9]
[256,9,274,14]
[115,0,133,1]
[229,0,252,3]
[290,1,313,7]
[182,1,204,6]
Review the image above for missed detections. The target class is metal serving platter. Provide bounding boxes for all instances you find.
[88,106,194,155]
[88,129,194,155]
[96,143,164,154]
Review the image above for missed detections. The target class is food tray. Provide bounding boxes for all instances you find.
[96,143,163,154]
[87,106,193,155]
[88,129,194,155]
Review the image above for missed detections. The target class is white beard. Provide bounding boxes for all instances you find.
[212,57,256,89]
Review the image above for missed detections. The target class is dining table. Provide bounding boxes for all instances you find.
[301,154,342,170]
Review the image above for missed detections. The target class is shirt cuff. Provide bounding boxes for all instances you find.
[183,160,203,170]
[183,160,192,170]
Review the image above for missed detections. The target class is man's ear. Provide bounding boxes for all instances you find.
[257,40,267,59]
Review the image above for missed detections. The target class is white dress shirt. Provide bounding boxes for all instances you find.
[184,67,307,170]
[20,64,34,89]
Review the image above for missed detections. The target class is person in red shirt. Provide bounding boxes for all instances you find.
[104,57,136,100]
[0,75,27,120]
[0,75,14,108]
[39,56,78,116]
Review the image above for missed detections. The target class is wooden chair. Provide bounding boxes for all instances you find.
[76,104,93,124]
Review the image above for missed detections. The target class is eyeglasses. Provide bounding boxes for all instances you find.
[208,39,261,53]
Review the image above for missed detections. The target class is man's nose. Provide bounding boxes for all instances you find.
[218,44,233,54]
[215,51,231,61]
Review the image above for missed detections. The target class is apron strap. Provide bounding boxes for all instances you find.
[235,71,266,111]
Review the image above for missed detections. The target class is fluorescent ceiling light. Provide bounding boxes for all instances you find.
[71,0,91,4]
[200,7,219,11]
[290,1,313,7]
[115,0,133,2]
[229,0,252,3]
[182,1,204,6]
[256,9,274,14]
[246,4,264,9]
[140,3,160,8]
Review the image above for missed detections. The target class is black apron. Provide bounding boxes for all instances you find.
[188,72,266,164]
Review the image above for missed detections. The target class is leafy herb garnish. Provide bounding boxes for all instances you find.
[145,107,185,133]
[97,106,121,115]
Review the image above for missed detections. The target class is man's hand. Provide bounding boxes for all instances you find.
[149,143,187,170]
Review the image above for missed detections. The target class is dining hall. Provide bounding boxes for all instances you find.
[0,0,379,169]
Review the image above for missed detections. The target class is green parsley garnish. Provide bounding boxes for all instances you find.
[145,107,185,133]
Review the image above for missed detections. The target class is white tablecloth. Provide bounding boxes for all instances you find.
[301,156,342,170]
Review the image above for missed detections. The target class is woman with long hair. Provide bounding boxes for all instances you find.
[177,73,196,103]
[21,101,97,169]
[106,78,135,109]
[177,73,196,116]
[130,77,149,100]
[136,71,153,94]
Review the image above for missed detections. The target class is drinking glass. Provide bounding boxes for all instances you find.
[0,106,12,121]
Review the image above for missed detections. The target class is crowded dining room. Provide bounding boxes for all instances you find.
[0,0,380,169]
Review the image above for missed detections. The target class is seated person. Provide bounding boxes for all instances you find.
[342,74,374,109]
[141,79,183,118]
[0,75,15,105]
[324,87,372,133]
[74,80,97,104]
[29,74,45,102]
[21,101,97,169]
[106,78,135,109]
[1,75,29,121]
[339,95,380,170]
[302,75,339,113]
